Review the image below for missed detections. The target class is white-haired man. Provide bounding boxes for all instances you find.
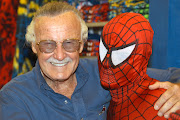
[0,1,180,120]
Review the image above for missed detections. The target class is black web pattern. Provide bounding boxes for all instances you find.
[98,13,174,119]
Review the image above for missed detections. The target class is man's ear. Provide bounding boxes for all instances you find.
[79,41,84,53]
[32,42,37,54]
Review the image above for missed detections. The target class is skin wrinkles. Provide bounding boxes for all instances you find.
[32,12,83,98]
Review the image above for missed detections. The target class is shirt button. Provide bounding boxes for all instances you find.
[64,100,68,104]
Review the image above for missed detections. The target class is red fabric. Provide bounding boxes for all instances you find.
[0,0,19,88]
[98,13,179,120]
[170,110,180,120]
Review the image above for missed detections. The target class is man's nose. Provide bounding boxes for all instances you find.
[53,44,66,61]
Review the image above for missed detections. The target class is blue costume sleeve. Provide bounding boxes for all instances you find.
[147,67,180,83]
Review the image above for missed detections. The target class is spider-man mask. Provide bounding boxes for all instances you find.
[98,13,154,90]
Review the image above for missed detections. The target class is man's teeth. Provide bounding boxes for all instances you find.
[50,62,67,66]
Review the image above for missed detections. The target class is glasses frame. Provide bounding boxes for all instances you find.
[36,38,82,53]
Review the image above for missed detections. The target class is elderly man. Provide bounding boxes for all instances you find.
[0,2,180,120]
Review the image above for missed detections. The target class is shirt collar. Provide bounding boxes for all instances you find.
[34,60,51,90]
[74,60,89,91]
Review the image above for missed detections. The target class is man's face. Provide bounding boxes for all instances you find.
[32,12,83,82]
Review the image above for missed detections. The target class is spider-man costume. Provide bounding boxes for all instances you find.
[98,12,180,120]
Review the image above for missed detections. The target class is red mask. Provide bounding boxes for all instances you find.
[98,13,154,91]
[98,13,180,120]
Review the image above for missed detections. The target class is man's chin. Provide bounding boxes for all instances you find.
[51,74,70,82]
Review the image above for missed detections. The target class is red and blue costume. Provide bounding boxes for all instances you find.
[98,12,180,120]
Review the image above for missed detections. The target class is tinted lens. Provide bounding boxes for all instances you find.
[38,40,56,53]
[62,39,80,52]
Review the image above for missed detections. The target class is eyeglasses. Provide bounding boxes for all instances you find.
[36,39,82,53]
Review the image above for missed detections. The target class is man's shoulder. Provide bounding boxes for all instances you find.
[0,69,41,109]
[79,57,98,68]
[0,69,36,95]
[79,57,99,74]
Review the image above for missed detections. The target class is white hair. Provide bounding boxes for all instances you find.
[25,1,88,45]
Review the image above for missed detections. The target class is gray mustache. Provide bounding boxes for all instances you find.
[47,57,72,64]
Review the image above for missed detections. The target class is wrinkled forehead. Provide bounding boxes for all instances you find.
[34,12,81,41]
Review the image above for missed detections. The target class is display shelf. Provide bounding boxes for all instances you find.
[82,22,107,58]
[86,21,108,27]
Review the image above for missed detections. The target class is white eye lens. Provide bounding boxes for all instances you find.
[99,38,108,62]
[111,44,136,66]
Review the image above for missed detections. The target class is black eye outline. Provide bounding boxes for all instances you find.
[109,41,137,68]
[111,43,136,66]
[99,37,108,62]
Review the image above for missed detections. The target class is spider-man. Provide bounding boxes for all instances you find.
[98,12,180,120]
